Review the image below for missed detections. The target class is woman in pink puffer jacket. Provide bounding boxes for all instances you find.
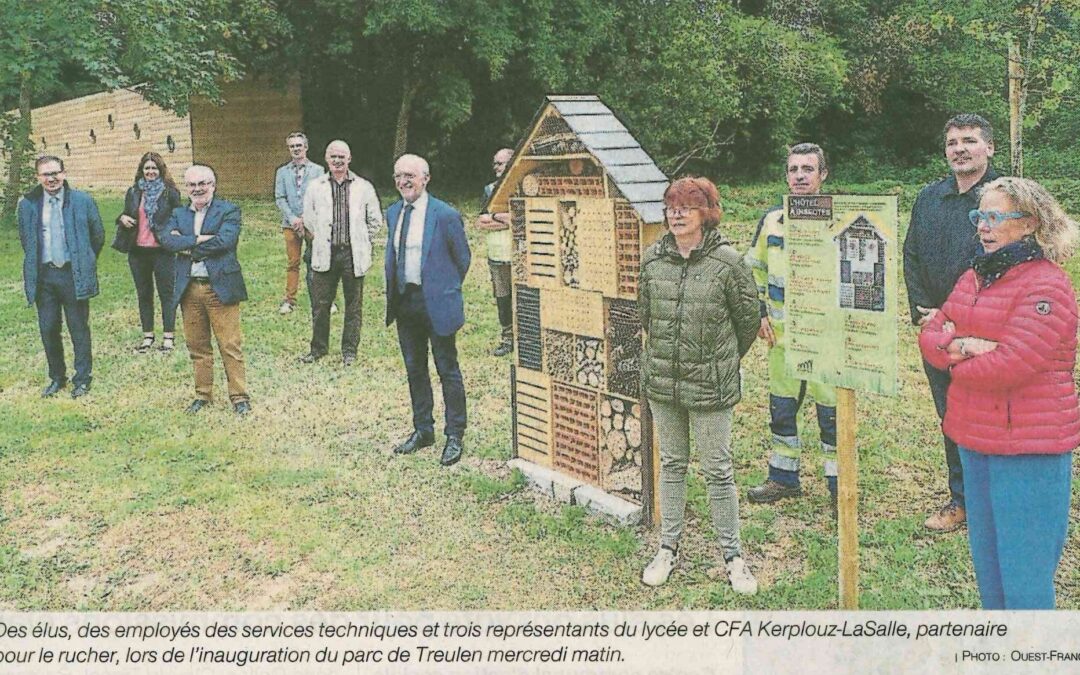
[919,176,1079,609]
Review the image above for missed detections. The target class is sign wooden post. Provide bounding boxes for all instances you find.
[782,194,899,609]
[836,387,858,609]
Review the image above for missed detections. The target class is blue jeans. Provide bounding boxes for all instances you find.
[959,446,1072,609]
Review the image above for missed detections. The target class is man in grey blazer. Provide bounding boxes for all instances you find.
[274,131,325,315]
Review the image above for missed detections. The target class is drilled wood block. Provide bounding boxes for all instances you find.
[539,287,604,338]
[515,285,542,371]
[605,299,643,399]
[514,366,553,467]
[551,382,600,485]
[575,198,618,297]
[599,393,643,503]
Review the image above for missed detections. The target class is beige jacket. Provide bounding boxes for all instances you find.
[302,171,383,276]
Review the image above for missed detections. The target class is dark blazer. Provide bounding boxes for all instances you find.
[157,198,248,308]
[111,183,183,253]
[384,194,471,336]
[17,182,104,304]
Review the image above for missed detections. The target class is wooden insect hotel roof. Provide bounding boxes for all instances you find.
[487,95,668,224]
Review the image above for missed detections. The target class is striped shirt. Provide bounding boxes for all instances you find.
[330,174,352,247]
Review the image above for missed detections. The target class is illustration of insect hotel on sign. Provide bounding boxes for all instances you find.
[486,95,669,523]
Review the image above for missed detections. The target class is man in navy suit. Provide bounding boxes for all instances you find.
[158,164,251,415]
[385,154,471,466]
[18,156,104,399]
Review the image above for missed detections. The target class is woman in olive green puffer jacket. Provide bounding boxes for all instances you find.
[638,176,761,594]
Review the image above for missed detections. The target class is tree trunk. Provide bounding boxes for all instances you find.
[393,67,420,160]
[4,73,33,217]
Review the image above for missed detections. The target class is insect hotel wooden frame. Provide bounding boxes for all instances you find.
[486,95,670,523]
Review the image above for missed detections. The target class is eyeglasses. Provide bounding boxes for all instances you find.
[968,209,1030,228]
[663,206,700,217]
[287,144,306,149]
[185,180,214,189]
[38,171,64,179]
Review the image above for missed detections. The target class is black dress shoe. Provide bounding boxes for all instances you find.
[234,400,252,415]
[70,383,91,399]
[440,436,464,466]
[185,399,209,414]
[299,352,325,364]
[342,353,356,366]
[41,379,67,398]
[393,430,435,455]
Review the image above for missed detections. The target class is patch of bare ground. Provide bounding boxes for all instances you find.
[22,517,72,559]
[93,509,294,610]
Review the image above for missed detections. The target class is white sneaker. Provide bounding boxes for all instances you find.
[278,301,294,315]
[726,556,758,595]
[642,547,677,587]
[330,302,339,315]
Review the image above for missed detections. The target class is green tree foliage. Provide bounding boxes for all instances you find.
[0,0,289,214]
[593,2,847,177]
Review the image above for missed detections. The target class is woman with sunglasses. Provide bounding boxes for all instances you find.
[919,176,1079,609]
[638,177,761,594]
[112,152,183,352]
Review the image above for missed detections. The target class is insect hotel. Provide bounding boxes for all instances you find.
[835,215,887,312]
[486,95,669,524]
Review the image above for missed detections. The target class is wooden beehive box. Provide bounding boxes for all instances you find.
[488,95,668,511]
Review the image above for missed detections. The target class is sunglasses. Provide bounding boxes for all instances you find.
[968,209,1030,228]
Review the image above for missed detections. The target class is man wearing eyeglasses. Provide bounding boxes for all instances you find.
[158,164,251,415]
[744,143,839,512]
[274,131,325,315]
[18,156,104,399]
[385,154,471,467]
[474,147,515,356]
[903,113,1000,532]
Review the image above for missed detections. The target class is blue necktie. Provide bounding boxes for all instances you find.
[48,196,67,265]
[396,204,414,294]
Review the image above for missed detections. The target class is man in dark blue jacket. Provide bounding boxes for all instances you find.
[18,156,104,399]
[385,154,471,466]
[158,164,251,415]
[903,113,1000,532]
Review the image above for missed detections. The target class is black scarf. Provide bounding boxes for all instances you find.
[971,235,1043,288]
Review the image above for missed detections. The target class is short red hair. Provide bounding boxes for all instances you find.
[663,176,722,228]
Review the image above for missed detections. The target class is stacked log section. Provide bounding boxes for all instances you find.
[599,394,644,500]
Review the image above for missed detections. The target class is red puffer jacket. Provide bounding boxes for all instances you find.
[919,258,1080,455]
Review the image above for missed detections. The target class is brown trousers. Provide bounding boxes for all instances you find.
[181,280,248,403]
[283,227,304,304]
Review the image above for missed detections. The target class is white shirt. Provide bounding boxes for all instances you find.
[41,187,66,265]
[394,191,428,285]
[190,202,209,278]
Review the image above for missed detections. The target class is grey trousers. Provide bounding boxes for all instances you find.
[650,399,743,560]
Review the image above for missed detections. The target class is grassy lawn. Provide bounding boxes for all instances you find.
[0,181,1077,611]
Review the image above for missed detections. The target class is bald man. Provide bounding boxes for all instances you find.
[299,140,383,365]
[475,147,514,356]
[385,154,471,466]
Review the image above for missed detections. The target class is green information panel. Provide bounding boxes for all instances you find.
[783,194,899,396]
